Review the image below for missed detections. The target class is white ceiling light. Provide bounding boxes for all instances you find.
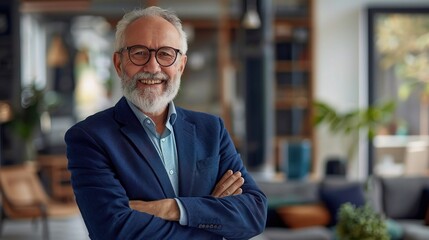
[242,0,261,29]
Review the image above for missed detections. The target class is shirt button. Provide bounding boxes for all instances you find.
[161,139,166,142]
[146,120,151,124]
[169,169,174,175]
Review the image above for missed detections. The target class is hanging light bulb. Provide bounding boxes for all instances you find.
[242,0,261,29]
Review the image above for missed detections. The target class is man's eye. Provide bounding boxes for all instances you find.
[133,51,145,55]
[158,51,173,58]
[132,51,148,58]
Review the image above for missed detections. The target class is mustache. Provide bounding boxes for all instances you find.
[131,72,169,82]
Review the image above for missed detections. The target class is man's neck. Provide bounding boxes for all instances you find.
[144,108,168,134]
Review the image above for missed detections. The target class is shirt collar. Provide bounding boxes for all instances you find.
[167,101,177,125]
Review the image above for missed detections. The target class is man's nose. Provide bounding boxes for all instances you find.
[142,52,161,73]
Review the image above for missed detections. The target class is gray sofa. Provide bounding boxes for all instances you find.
[372,176,429,240]
[254,176,429,240]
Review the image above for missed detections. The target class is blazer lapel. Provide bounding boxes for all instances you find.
[114,98,176,198]
[174,110,197,197]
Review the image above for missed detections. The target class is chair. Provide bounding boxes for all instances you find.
[0,164,79,240]
[37,154,74,201]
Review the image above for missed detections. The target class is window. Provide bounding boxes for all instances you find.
[367,6,429,175]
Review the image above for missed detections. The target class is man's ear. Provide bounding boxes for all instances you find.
[113,52,123,76]
[178,54,187,75]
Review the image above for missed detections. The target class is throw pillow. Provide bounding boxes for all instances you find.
[276,203,331,229]
[386,219,404,240]
[319,183,366,226]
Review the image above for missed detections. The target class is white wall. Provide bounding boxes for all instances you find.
[314,0,429,179]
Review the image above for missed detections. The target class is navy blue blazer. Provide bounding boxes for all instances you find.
[65,97,267,240]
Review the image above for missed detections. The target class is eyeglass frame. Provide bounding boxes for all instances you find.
[118,45,182,67]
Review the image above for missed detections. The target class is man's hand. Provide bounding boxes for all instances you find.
[129,199,179,221]
[211,170,244,197]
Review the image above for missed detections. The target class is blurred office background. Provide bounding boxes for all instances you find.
[1,0,429,239]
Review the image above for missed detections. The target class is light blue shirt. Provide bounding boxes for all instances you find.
[127,100,188,225]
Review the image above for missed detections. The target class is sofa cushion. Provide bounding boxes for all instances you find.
[257,180,320,208]
[386,219,404,240]
[319,183,366,226]
[276,203,331,229]
[399,221,429,240]
[380,177,429,219]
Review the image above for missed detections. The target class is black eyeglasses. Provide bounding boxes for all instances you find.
[119,45,182,67]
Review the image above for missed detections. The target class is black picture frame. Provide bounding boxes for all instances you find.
[367,6,429,174]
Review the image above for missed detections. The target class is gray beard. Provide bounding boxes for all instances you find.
[121,71,180,114]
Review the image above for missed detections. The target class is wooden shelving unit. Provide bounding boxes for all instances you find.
[215,0,315,174]
[273,0,314,174]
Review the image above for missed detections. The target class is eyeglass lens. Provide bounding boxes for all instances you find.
[128,46,178,67]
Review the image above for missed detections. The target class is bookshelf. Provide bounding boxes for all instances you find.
[216,0,315,174]
[273,0,314,174]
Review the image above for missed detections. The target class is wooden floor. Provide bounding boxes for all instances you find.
[0,214,89,240]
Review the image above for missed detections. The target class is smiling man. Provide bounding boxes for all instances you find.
[65,6,267,240]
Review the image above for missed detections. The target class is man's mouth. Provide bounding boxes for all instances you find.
[139,79,164,85]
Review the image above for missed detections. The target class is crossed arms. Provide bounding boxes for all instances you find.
[129,170,244,221]
[66,108,267,240]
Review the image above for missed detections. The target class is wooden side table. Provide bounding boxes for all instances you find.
[37,154,74,202]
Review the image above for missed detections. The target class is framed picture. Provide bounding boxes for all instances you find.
[367,6,429,175]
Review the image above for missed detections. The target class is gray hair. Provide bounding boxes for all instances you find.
[114,6,188,54]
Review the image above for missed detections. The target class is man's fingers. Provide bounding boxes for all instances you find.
[217,170,233,186]
[211,170,234,197]
[220,176,244,197]
[211,170,245,197]
[212,171,244,197]
[233,188,243,195]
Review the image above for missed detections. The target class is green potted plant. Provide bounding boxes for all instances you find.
[336,203,389,240]
[8,83,59,162]
[313,100,396,168]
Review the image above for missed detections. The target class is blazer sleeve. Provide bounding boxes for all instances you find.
[65,125,223,240]
[177,117,268,240]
